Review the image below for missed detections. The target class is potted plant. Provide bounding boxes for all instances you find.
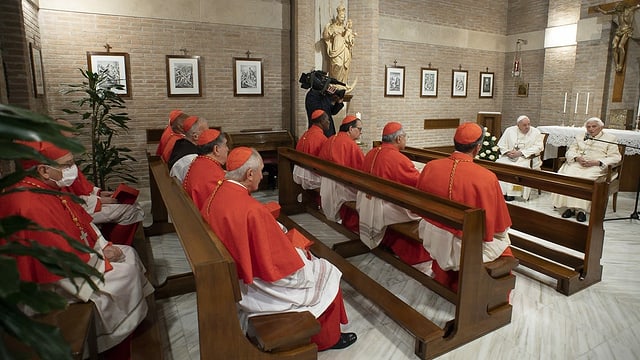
[0,103,103,359]
[63,69,137,190]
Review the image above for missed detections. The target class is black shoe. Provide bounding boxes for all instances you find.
[504,195,515,202]
[330,332,357,350]
[561,209,575,218]
[576,211,587,222]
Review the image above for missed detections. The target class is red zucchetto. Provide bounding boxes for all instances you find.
[341,115,358,125]
[453,122,483,145]
[311,109,325,120]
[18,141,70,169]
[169,110,184,124]
[182,116,199,133]
[197,129,221,145]
[382,122,402,136]
[226,147,253,171]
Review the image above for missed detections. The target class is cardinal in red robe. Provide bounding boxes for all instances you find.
[182,128,228,210]
[2,141,153,357]
[359,122,431,265]
[201,147,356,351]
[416,123,513,291]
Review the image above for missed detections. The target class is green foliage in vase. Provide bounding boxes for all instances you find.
[62,69,136,190]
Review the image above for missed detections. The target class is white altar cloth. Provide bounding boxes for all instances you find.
[538,125,640,158]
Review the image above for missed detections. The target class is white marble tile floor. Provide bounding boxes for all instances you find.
[149,190,640,359]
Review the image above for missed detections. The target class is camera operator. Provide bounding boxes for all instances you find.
[305,85,345,137]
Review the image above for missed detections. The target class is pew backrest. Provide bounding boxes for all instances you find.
[148,156,319,359]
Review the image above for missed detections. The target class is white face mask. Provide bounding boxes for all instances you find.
[51,164,78,187]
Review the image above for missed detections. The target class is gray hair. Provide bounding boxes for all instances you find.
[186,118,207,139]
[381,128,405,143]
[584,117,604,127]
[516,115,529,124]
[225,148,262,181]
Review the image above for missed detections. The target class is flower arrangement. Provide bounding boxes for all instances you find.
[476,127,500,161]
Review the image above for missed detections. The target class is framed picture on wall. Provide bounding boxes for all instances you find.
[479,72,494,98]
[451,70,467,97]
[420,68,438,97]
[86,52,131,97]
[233,58,263,96]
[385,65,405,97]
[166,55,202,97]
[517,83,529,97]
[29,43,45,97]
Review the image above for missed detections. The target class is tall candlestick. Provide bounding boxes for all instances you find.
[563,92,567,113]
[585,93,590,115]
[574,93,579,114]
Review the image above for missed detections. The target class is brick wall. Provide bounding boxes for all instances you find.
[39,10,290,194]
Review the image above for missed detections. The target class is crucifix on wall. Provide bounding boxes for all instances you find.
[589,0,640,102]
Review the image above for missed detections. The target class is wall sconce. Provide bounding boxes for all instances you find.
[512,39,527,77]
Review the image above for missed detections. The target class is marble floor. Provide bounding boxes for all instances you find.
[145,190,640,360]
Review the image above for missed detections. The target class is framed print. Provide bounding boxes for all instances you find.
[517,83,529,97]
[420,68,438,97]
[166,55,202,97]
[87,52,131,97]
[233,58,263,96]
[29,43,45,97]
[479,72,494,98]
[451,70,468,97]
[385,65,405,97]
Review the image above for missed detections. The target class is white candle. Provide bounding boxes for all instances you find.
[563,92,567,113]
[585,93,590,115]
[574,93,579,114]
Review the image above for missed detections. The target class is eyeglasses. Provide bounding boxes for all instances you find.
[353,127,363,132]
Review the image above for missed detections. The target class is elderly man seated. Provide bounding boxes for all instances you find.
[551,117,621,222]
[495,115,544,201]
[357,122,430,265]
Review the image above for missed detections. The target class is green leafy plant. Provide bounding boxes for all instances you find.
[476,127,500,161]
[62,69,137,190]
[0,104,103,360]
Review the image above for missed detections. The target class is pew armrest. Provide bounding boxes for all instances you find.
[247,311,321,352]
[484,256,519,278]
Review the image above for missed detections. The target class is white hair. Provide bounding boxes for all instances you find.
[516,115,529,124]
[225,149,262,181]
[584,117,604,127]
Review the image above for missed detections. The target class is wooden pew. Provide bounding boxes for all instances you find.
[148,156,321,359]
[144,127,222,236]
[399,146,612,295]
[227,129,294,189]
[278,148,516,360]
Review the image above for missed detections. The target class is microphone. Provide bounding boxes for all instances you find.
[583,134,591,141]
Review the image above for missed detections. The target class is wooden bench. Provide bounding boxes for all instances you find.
[399,146,613,295]
[5,225,162,360]
[148,155,321,359]
[278,147,516,359]
[144,127,222,236]
[3,302,98,360]
[227,129,294,189]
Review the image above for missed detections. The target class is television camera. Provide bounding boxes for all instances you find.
[299,70,346,98]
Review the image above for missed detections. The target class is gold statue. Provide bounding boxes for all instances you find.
[597,2,640,72]
[322,4,356,88]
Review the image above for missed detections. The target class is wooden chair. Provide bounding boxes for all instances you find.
[534,133,549,195]
[606,144,625,212]
[553,143,625,212]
